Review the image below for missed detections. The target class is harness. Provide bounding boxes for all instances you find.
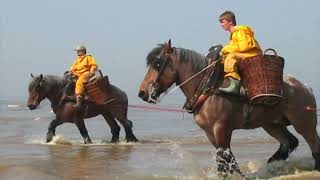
[183,45,223,113]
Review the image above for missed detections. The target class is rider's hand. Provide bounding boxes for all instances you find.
[219,50,227,58]
[89,71,96,77]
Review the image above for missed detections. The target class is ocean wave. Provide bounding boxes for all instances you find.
[7,104,28,110]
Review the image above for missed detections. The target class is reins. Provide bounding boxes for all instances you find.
[156,60,218,102]
[53,80,73,98]
[167,60,218,95]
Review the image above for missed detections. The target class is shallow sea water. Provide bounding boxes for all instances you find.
[0,98,319,180]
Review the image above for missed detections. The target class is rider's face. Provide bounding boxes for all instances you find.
[77,50,85,56]
[220,19,233,32]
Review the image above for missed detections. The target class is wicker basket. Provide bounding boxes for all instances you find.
[237,49,284,105]
[84,71,113,105]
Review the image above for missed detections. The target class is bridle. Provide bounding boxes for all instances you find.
[148,45,222,105]
[149,51,173,102]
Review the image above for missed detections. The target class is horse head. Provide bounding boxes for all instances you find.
[138,39,178,103]
[27,73,47,110]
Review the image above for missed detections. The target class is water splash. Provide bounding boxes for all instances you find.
[25,135,140,146]
[202,155,320,179]
[26,135,72,145]
[245,156,320,179]
[167,143,205,179]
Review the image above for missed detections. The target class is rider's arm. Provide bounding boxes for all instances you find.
[69,59,77,75]
[88,55,98,73]
[222,29,256,54]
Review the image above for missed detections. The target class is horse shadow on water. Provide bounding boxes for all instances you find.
[138,40,320,178]
[27,73,138,144]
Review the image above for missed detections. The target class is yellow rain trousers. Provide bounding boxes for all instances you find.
[70,55,98,97]
[221,25,262,80]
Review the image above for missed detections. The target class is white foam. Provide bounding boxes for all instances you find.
[25,135,140,146]
[33,117,41,121]
[7,104,20,108]
[25,135,73,145]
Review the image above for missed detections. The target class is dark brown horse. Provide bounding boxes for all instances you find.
[138,41,319,175]
[27,74,138,144]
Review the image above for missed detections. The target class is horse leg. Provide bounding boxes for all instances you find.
[75,118,92,144]
[102,113,120,143]
[293,124,320,170]
[113,112,137,142]
[213,122,243,176]
[117,117,138,142]
[46,119,63,143]
[298,129,320,170]
[285,107,320,170]
[262,123,299,163]
[205,131,217,148]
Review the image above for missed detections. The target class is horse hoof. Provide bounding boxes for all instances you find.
[46,134,53,143]
[84,138,92,144]
[111,137,120,144]
[126,135,139,143]
[268,145,289,163]
[312,152,320,171]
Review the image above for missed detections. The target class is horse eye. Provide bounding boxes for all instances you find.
[36,82,43,91]
[153,61,162,70]
[36,85,41,91]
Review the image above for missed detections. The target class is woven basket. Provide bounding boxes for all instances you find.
[237,49,284,105]
[84,71,112,105]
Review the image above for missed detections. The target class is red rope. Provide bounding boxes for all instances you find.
[128,104,185,113]
[304,106,320,112]
[128,104,319,115]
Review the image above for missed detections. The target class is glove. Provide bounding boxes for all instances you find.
[89,71,96,77]
[219,49,228,58]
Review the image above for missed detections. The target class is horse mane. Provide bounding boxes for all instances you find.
[146,44,225,90]
[146,44,207,73]
[28,75,66,93]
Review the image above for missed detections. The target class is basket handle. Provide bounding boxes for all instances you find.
[263,48,278,59]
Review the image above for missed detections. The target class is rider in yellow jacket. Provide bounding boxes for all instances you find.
[219,11,262,94]
[70,45,98,108]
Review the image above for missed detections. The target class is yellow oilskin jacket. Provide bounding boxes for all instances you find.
[222,25,262,58]
[70,55,98,77]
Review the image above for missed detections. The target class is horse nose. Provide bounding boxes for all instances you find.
[27,104,36,110]
[138,90,148,101]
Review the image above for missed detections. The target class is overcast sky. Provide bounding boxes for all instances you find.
[1,0,319,104]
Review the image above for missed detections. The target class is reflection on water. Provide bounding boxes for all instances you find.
[0,100,320,179]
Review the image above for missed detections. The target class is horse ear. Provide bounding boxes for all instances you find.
[31,73,34,78]
[39,74,43,80]
[168,39,173,53]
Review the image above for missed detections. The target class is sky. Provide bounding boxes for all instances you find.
[1,0,319,104]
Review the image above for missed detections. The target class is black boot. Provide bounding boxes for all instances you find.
[219,77,240,95]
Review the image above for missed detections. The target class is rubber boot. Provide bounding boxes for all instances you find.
[219,77,240,95]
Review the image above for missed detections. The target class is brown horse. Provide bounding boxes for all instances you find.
[27,74,138,144]
[138,41,319,175]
